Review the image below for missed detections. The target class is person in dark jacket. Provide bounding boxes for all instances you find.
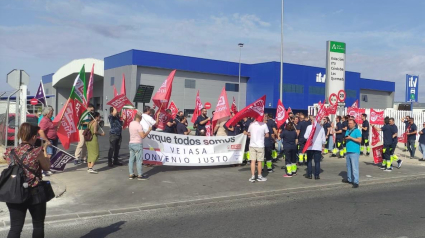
[281,122,298,177]
[108,107,125,167]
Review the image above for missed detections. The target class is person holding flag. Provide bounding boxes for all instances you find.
[74,104,95,165]
[297,114,311,166]
[195,108,210,136]
[304,117,326,180]
[86,112,105,174]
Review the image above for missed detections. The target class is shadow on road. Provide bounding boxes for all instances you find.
[80,221,126,238]
[338,171,347,179]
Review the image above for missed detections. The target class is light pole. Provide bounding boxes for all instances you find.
[280,0,284,102]
[238,43,244,110]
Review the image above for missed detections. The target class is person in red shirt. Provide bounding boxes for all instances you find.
[38,106,58,159]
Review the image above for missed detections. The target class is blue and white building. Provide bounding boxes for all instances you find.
[44,49,395,117]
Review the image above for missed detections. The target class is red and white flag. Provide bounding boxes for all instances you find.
[191,90,203,124]
[56,99,80,150]
[205,121,212,137]
[120,74,126,95]
[152,70,176,110]
[225,95,266,127]
[373,145,384,164]
[107,94,134,112]
[370,109,384,125]
[212,87,230,122]
[86,63,95,106]
[155,108,171,130]
[372,126,381,146]
[398,133,407,143]
[275,99,288,129]
[113,85,118,97]
[351,100,359,109]
[326,104,337,115]
[347,107,365,125]
[168,101,179,119]
[122,109,138,129]
[303,101,326,153]
[231,97,238,114]
[287,107,292,114]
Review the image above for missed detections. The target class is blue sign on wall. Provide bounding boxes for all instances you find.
[405,74,419,102]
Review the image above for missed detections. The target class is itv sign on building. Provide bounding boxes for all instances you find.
[406,74,419,102]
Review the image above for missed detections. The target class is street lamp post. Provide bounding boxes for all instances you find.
[238,43,244,110]
[280,0,284,102]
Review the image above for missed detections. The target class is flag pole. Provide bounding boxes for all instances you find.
[50,145,78,159]
[88,112,105,134]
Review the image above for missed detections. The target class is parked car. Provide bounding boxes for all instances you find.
[0,114,39,146]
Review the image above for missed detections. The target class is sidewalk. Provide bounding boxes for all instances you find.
[0,129,424,226]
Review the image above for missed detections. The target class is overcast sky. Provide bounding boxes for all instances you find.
[1,0,424,102]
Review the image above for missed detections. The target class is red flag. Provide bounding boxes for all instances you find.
[326,104,337,115]
[351,100,359,109]
[212,87,230,122]
[372,145,384,164]
[122,109,137,129]
[86,63,95,106]
[155,109,171,130]
[372,126,381,146]
[52,105,66,127]
[303,101,326,153]
[168,101,178,118]
[287,107,292,113]
[205,121,212,137]
[275,99,288,129]
[107,94,134,112]
[191,90,203,124]
[74,99,87,120]
[231,97,238,114]
[113,85,118,97]
[120,74,126,95]
[57,99,80,150]
[347,107,365,124]
[398,133,407,143]
[370,109,384,125]
[225,95,266,127]
[152,70,176,110]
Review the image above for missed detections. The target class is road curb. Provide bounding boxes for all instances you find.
[2,172,425,228]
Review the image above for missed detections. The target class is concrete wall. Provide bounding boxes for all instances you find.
[360,89,394,109]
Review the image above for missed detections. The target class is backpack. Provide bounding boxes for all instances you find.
[0,149,33,204]
[83,121,95,141]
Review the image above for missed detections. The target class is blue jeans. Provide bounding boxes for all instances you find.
[328,135,334,150]
[129,143,143,176]
[276,139,283,154]
[46,138,58,156]
[407,139,416,157]
[346,152,360,185]
[419,143,425,159]
[307,150,321,177]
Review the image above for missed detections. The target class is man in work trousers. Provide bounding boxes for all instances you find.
[108,107,125,167]
[360,113,370,156]
[75,104,95,165]
[342,119,362,188]
[304,117,326,180]
[334,116,344,158]
[406,117,418,159]
[248,119,269,182]
[401,116,410,151]
[373,117,398,171]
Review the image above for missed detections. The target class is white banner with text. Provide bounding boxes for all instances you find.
[142,131,247,166]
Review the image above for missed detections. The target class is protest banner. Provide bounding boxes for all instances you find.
[372,145,384,164]
[142,131,246,166]
[370,109,384,125]
[49,147,77,171]
[372,126,381,146]
[107,94,134,112]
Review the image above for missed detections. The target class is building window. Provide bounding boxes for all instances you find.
[282,84,304,94]
[347,89,356,98]
[185,79,196,89]
[225,83,239,92]
[309,86,325,95]
[110,77,115,86]
[45,88,49,94]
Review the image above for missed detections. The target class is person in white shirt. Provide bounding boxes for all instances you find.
[140,106,159,132]
[247,120,270,182]
[304,117,327,180]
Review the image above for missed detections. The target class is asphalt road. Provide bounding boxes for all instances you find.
[2,178,425,238]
